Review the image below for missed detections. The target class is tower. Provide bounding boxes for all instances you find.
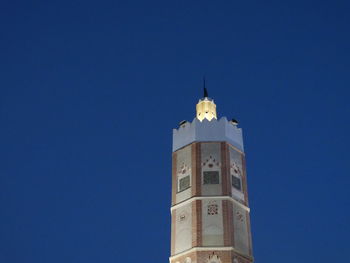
[170,90,253,263]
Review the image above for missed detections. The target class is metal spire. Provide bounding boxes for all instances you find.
[203,76,208,98]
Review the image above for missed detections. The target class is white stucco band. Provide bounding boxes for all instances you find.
[170,196,250,213]
[169,246,254,262]
[173,117,244,152]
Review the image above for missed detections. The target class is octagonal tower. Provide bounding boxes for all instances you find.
[170,91,253,263]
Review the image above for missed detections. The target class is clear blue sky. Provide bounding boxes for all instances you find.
[1,0,349,262]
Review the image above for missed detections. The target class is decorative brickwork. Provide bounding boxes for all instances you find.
[221,142,230,196]
[246,210,253,256]
[208,203,219,215]
[241,155,249,206]
[171,107,253,263]
[191,143,198,196]
[222,200,233,246]
[195,143,202,196]
[192,200,202,247]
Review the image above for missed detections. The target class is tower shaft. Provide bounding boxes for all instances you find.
[170,95,253,263]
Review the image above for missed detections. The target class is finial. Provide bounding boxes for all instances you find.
[203,76,208,98]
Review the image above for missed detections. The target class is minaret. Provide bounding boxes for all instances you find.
[170,90,253,263]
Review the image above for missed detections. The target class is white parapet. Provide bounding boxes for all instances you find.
[173,117,244,152]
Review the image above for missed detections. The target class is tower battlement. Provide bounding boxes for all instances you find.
[173,117,244,152]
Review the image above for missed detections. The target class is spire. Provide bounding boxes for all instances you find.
[203,77,208,98]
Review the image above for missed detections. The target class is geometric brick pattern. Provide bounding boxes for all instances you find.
[170,142,253,263]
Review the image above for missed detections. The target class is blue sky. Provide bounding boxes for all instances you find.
[1,0,349,262]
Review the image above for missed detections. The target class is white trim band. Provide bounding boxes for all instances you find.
[169,246,253,261]
[171,196,250,212]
